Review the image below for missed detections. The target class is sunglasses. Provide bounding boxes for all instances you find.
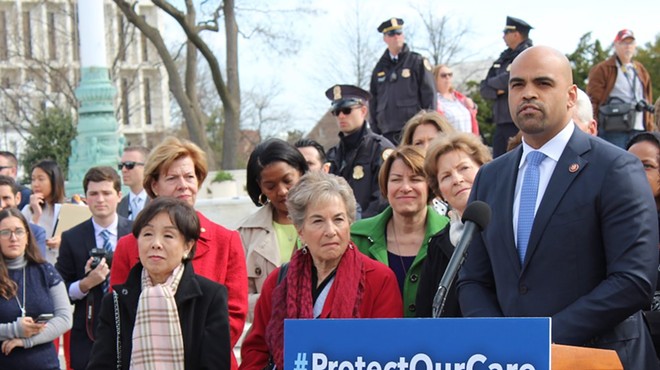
[439,72,453,78]
[332,106,361,116]
[503,29,516,34]
[386,30,403,37]
[118,161,145,170]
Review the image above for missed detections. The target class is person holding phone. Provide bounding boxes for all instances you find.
[0,208,72,369]
[21,159,67,264]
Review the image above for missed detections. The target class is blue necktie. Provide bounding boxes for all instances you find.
[517,151,547,264]
[129,197,141,221]
[100,230,112,291]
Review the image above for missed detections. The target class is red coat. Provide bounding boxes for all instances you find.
[110,211,248,370]
[239,253,402,370]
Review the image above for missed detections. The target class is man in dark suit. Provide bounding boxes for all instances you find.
[0,151,31,210]
[458,46,659,369]
[0,175,47,255]
[56,166,132,370]
[117,146,150,220]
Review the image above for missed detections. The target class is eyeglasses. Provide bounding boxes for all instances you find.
[0,228,27,240]
[439,72,453,78]
[385,30,403,37]
[118,161,145,170]
[332,106,360,116]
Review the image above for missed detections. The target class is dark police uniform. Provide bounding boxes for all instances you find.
[369,18,436,145]
[324,84,395,218]
[480,16,533,157]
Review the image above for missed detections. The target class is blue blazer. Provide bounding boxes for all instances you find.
[55,216,132,370]
[457,128,659,369]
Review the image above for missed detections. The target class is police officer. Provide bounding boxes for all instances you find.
[369,17,436,145]
[480,16,533,157]
[326,84,395,218]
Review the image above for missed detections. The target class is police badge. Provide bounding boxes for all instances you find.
[353,165,364,180]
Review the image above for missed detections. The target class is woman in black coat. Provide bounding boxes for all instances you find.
[87,198,230,369]
[415,132,492,317]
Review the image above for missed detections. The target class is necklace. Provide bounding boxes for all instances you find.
[390,221,410,276]
[14,267,26,317]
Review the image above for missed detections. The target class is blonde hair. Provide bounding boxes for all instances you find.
[378,146,432,202]
[425,132,492,198]
[143,137,208,199]
[400,110,455,147]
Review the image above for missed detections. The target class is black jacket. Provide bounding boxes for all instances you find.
[55,217,132,370]
[415,226,461,318]
[369,44,436,136]
[479,39,533,125]
[327,124,394,218]
[86,261,230,370]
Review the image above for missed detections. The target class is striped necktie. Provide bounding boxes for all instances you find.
[100,230,112,291]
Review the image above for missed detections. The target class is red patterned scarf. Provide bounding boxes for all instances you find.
[265,244,365,369]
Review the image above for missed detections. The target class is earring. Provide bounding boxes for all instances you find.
[258,193,269,206]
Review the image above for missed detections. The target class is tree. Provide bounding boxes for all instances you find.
[566,32,609,91]
[20,108,76,179]
[241,83,292,142]
[412,2,475,66]
[113,1,315,169]
[636,35,660,102]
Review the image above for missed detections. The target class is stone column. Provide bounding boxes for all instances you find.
[67,0,124,196]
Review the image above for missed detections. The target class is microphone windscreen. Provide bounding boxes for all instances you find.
[461,200,491,231]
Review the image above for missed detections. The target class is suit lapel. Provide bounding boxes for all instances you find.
[522,129,590,269]
[498,148,524,272]
[82,219,98,252]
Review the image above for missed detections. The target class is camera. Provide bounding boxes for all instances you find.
[635,100,656,113]
[89,248,113,270]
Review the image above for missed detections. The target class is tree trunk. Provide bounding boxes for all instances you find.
[222,0,240,169]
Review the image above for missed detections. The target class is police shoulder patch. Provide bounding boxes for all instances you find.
[423,58,432,71]
[382,148,394,161]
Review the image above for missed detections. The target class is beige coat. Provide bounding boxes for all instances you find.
[237,204,280,322]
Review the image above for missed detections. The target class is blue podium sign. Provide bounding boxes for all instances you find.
[284,318,550,370]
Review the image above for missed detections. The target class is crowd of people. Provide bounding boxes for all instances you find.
[0,14,657,370]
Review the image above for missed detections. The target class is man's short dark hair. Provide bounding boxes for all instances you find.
[0,175,18,195]
[294,138,327,163]
[0,151,18,167]
[83,166,122,194]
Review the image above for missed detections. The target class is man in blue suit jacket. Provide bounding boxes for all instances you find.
[458,46,659,369]
[56,167,132,370]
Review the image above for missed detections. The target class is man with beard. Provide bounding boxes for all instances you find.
[458,46,659,369]
[480,16,534,157]
[369,18,436,145]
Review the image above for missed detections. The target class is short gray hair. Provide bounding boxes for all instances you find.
[573,88,593,125]
[286,171,357,228]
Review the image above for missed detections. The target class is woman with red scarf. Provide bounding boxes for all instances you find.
[239,172,402,370]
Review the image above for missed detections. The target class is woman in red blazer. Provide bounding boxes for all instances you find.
[240,172,402,370]
[110,137,247,370]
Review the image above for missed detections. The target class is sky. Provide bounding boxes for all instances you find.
[164,0,659,137]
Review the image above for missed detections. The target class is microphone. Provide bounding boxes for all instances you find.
[432,200,491,318]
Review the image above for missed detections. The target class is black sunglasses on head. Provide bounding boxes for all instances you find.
[386,30,403,37]
[118,161,145,170]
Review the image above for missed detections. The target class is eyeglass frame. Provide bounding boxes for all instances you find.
[118,161,145,171]
[439,72,453,78]
[0,228,27,240]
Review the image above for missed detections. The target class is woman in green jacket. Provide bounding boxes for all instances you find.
[351,146,449,316]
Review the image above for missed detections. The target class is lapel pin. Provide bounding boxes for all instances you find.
[568,163,579,173]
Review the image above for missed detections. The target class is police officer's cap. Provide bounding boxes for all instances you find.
[377,18,404,34]
[325,85,371,110]
[503,16,532,33]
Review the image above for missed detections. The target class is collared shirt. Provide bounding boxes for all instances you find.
[610,61,644,130]
[128,190,147,219]
[513,122,574,245]
[69,215,119,300]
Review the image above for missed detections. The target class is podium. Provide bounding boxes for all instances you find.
[284,318,623,370]
[552,344,622,370]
